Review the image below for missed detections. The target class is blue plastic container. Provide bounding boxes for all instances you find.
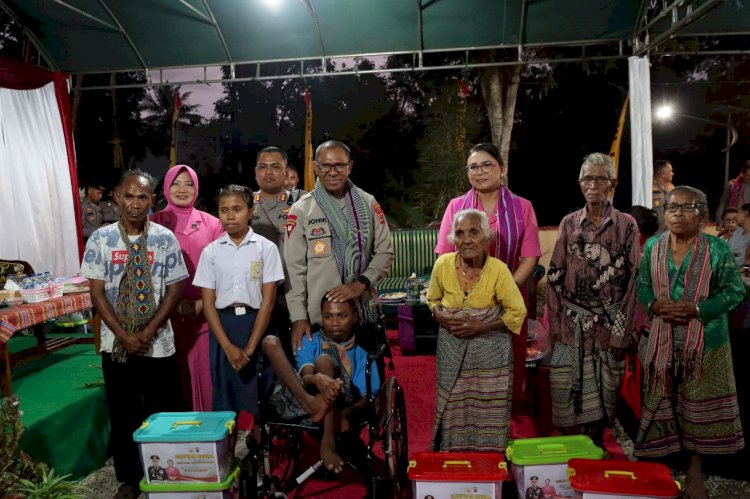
[133,411,236,484]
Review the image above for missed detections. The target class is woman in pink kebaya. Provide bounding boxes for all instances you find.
[152,165,223,410]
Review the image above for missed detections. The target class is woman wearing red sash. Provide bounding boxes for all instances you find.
[436,143,541,405]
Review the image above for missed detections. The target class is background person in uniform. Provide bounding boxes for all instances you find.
[194,185,284,415]
[151,165,224,411]
[546,153,640,446]
[81,182,106,239]
[285,140,394,353]
[717,160,750,222]
[652,160,675,231]
[285,164,307,203]
[286,165,307,203]
[101,184,122,224]
[252,146,294,354]
[80,170,188,499]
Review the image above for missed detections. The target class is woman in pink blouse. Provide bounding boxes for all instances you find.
[152,165,224,410]
[436,143,541,404]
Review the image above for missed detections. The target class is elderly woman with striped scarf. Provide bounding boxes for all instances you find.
[635,186,745,499]
[427,209,527,452]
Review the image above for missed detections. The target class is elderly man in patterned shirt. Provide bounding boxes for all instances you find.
[545,153,640,446]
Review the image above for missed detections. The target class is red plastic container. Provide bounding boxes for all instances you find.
[408,451,507,499]
[567,458,680,498]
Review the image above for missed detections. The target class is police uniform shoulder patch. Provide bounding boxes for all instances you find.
[373,203,386,225]
[286,214,298,238]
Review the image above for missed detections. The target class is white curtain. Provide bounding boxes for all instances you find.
[628,56,653,207]
[0,82,79,277]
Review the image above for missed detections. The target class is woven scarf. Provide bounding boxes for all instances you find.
[320,333,356,404]
[111,221,157,362]
[560,298,625,414]
[313,178,375,321]
[456,186,524,272]
[729,173,748,208]
[645,231,711,393]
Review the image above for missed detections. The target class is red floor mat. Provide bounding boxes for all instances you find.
[261,329,625,498]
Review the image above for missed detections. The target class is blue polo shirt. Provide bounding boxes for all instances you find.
[296,331,380,396]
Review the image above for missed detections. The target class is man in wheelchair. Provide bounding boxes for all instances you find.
[261,296,380,473]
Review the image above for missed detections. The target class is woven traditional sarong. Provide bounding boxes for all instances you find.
[635,341,744,457]
[549,298,625,428]
[550,348,623,428]
[432,307,513,452]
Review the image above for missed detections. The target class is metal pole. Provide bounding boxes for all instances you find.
[724,112,732,186]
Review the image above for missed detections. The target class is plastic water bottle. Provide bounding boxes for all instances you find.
[406,272,420,302]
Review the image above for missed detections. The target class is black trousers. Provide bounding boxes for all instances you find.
[102,352,180,486]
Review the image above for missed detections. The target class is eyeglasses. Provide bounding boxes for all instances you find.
[664,202,703,213]
[465,161,496,174]
[315,161,350,173]
[578,176,611,186]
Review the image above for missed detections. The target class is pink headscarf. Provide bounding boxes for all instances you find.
[151,164,223,299]
[159,164,199,233]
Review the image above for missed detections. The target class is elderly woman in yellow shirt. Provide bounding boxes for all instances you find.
[427,208,527,452]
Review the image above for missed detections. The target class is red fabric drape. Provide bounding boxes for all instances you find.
[0,56,83,259]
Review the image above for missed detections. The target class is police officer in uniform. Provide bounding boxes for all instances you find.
[285,165,307,204]
[652,159,674,231]
[251,146,294,350]
[100,184,122,224]
[284,140,394,353]
[81,182,105,240]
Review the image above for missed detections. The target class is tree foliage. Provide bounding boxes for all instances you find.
[141,85,203,156]
[73,73,148,187]
[408,82,484,225]
[0,9,22,58]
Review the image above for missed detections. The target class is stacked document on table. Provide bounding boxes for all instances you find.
[55,276,89,294]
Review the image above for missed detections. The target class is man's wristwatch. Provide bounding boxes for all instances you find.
[356,275,371,290]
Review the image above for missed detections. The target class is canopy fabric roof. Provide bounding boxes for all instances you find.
[2,0,748,77]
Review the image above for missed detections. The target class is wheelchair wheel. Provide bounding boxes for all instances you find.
[384,377,409,492]
[266,424,304,493]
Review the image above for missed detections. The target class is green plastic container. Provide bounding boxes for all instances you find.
[133,412,236,484]
[139,462,239,498]
[506,435,604,499]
